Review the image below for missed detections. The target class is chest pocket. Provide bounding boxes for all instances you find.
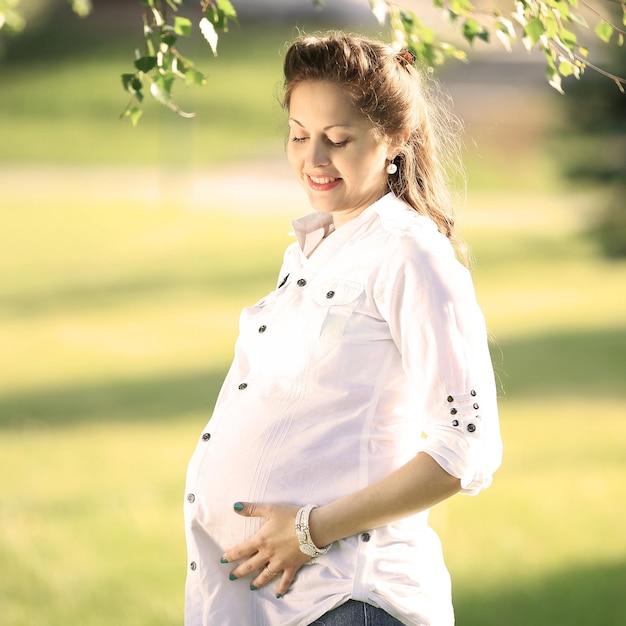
[308,280,365,341]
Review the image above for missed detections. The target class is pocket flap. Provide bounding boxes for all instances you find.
[309,280,364,306]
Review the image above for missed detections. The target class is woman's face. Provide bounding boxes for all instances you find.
[286,80,395,228]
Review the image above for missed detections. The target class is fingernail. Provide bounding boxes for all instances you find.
[229,574,238,581]
[250,584,257,591]
[220,557,229,564]
[275,593,283,599]
[234,502,244,512]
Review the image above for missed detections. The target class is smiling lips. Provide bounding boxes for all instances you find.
[306,174,342,191]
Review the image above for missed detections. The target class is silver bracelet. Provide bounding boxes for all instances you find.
[295,504,331,560]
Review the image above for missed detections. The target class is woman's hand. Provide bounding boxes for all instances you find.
[220,502,313,598]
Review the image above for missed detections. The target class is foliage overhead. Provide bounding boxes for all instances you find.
[0,0,624,123]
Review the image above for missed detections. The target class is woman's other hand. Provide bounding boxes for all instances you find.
[220,502,313,598]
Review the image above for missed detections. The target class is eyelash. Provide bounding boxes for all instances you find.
[291,137,349,148]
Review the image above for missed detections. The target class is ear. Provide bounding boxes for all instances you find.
[385,128,410,161]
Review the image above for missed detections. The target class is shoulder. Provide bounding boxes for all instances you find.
[371,195,457,267]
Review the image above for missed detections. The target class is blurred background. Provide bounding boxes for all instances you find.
[1,1,625,625]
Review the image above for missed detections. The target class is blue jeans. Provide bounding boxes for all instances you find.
[308,600,405,625]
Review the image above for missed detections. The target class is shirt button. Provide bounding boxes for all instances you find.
[360,532,371,542]
[190,561,197,571]
[452,419,459,427]
[467,423,477,433]
[296,278,307,287]
[326,290,335,299]
[238,383,248,390]
[202,432,211,441]
[450,408,457,415]
[187,493,195,503]
[470,390,477,396]
[447,395,454,403]
[258,325,267,333]
[473,403,480,410]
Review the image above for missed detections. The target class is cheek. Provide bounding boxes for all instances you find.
[286,144,300,171]
[361,152,388,182]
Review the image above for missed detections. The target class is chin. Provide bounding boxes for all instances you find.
[308,200,338,214]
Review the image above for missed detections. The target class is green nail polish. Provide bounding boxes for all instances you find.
[229,574,237,581]
[234,502,244,512]
[250,584,257,591]
[220,557,228,564]
[275,593,283,599]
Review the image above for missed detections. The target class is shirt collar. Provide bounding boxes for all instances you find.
[291,212,335,257]
[291,193,397,256]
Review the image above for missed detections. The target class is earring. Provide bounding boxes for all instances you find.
[386,162,398,175]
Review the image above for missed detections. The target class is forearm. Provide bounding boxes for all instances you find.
[309,452,461,548]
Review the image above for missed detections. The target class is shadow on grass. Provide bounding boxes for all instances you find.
[0,367,226,431]
[1,326,624,431]
[455,559,626,626]
[492,325,626,399]
[0,268,275,317]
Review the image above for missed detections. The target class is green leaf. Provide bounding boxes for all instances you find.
[185,69,206,86]
[174,16,192,37]
[161,32,177,47]
[449,0,475,14]
[216,0,238,20]
[547,67,564,94]
[549,0,570,20]
[525,18,545,46]
[595,21,613,44]
[127,106,143,127]
[399,9,415,29]
[156,73,175,95]
[558,60,574,77]
[462,17,489,44]
[559,27,577,49]
[569,12,588,28]
[543,13,558,38]
[496,16,515,37]
[205,0,239,31]
[543,46,557,70]
[121,73,135,91]
[134,56,158,73]
[121,74,143,102]
[131,107,143,126]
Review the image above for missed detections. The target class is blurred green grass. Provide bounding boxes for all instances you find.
[1,14,626,626]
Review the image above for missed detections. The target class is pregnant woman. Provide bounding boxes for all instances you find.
[184,32,503,626]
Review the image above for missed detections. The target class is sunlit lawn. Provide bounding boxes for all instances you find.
[1,179,625,625]
[1,16,626,626]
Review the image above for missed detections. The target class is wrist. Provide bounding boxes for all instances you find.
[308,504,335,549]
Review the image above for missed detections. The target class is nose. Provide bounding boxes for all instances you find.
[305,137,330,169]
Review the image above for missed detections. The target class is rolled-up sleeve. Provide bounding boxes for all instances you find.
[374,229,502,495]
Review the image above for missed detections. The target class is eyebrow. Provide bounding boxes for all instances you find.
[288,118,354,131]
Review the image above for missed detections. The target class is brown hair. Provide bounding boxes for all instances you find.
[282,32,466,261]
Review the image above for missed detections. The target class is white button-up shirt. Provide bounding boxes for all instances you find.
[184,193,502,626]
